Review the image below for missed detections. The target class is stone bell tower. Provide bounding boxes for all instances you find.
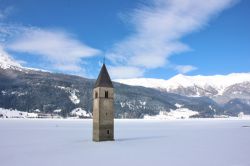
[93,63,114,142]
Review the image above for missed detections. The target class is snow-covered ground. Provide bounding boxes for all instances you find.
[70,108,92,118]
[55,86,80,104]
[144,108,199,120]
[144,103,199,120]
[0,119,249,166]
[0,108,38,118]
[0,107,92,119]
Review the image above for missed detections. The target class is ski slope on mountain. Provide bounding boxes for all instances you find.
[0,119,249,166]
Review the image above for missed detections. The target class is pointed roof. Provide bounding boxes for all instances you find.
[94,64,113,88]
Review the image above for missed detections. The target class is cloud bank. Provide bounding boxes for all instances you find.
[0,5,101,75]
[7,28,101,72]
[107,0,237,78]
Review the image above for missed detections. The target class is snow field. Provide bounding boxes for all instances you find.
[0,119,250,166]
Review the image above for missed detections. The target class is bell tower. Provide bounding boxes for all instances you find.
[93,63,114,141]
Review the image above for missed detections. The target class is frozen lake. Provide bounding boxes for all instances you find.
[0,119,250,166]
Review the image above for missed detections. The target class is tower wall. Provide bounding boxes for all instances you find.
[93,87,114,141]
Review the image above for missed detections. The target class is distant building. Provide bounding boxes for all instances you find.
[92,63,114,141]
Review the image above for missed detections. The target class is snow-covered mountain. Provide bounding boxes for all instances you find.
[0,52,224,118]
[0,49,22,70]
[1,51,250,118]
[115,73,250,104]
[0,49,50,73]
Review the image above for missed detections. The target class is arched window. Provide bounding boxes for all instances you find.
[95,91,98,98]
[105,91,108,98]
[107,129,110,135]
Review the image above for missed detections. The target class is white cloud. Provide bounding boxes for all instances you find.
[174,65,197,74]
[109,66,144,79]
[7,28,101,72]
[107,0,237,78]
[0,7,101,74]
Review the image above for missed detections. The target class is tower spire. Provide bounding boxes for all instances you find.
[94,63,113,88]
[103,55,106,64]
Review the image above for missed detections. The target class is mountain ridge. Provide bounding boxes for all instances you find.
[115,73,250,94]
[1,52,250,118]
[115,73,250,104]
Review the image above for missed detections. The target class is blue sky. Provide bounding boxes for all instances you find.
[0,0,249,79]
